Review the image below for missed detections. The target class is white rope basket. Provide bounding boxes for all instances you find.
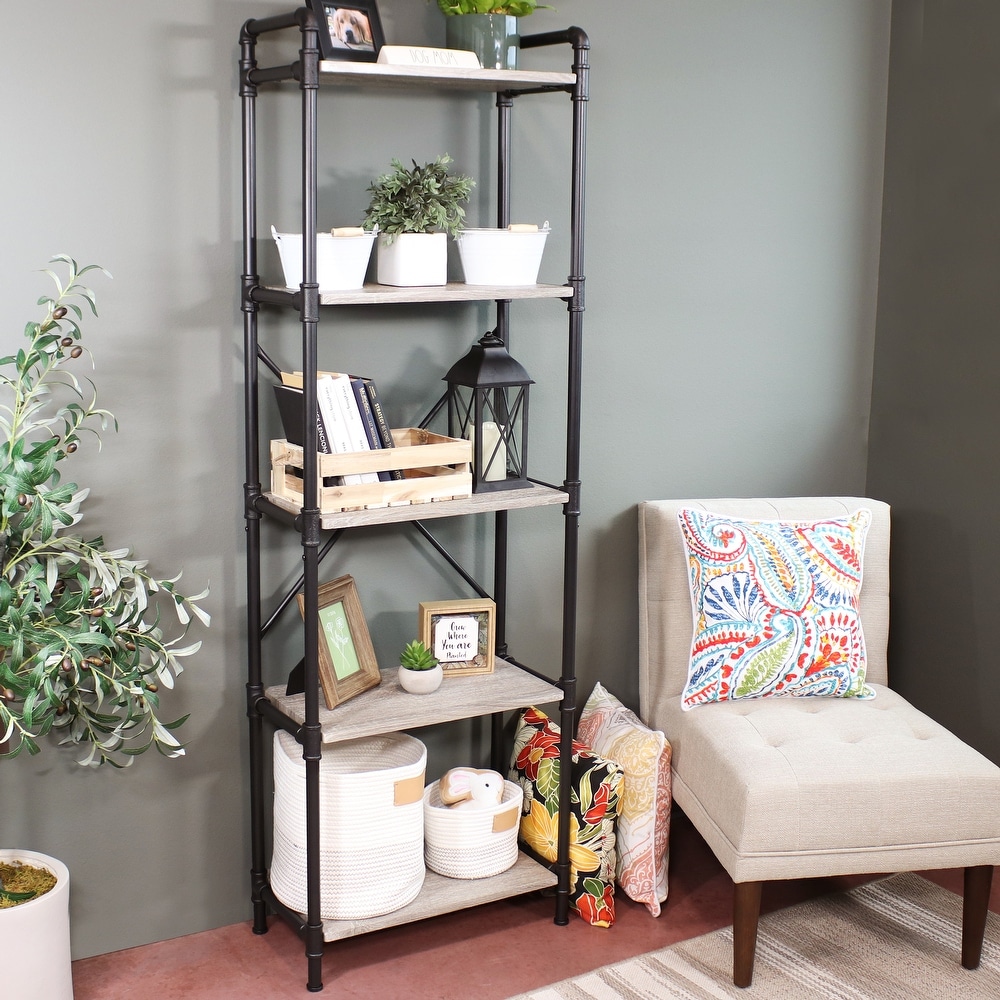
[270,730,426,919]
[423,778,523,879]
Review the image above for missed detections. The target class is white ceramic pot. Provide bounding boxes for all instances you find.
[0,850,73,1000]
[377,233,447,286]
[456,225,550,286]
[398,663,443,694]
[271,226,376,290]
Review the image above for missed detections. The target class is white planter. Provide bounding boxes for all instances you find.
[271,226,376,290]
[0,850,73,1000]
[377,233,448,286]
[456,225,550,286]
[398,664,443,694]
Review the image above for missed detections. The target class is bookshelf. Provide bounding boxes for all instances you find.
[239,10,589,992]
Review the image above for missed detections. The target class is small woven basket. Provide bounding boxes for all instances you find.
[270,730,426,920]
[423,778,523,879]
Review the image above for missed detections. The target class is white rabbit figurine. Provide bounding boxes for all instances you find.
[439,767,505,809]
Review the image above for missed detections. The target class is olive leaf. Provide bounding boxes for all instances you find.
[0,257,210,767]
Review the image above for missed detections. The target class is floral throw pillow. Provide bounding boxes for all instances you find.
[509,707,623,927]
[578,682,671,917]
[677,507,875,710]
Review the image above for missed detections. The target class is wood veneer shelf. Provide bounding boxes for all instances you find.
[257,282,573,307]
[318,60,575,93]
[316,853,557,942]
[261,482,569,530]
[266,658,562,745]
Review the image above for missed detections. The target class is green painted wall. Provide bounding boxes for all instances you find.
[0,1,891,959]
[868,0,1000,766]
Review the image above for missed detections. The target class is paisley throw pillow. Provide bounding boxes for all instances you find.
[577,682,671,917]
[677,507,874,710]
[509,707,623,927]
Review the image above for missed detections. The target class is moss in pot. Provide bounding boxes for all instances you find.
[398,640,443,694]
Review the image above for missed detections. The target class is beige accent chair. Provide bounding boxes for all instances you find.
[638,497,1000,987]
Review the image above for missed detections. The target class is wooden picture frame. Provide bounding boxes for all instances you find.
[308,0,384,62]
[419,598,496,677]
[297,574,381,709]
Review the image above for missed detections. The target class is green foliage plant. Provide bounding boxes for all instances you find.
[0,256,210,767]
[399,639,439,671]
[435,0,551,15]
[364,155,475,243]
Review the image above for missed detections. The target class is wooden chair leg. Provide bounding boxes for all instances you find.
[733,880,763,988]
[962,865,994,969]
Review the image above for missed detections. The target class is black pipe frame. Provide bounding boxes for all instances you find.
[240,10,589,990]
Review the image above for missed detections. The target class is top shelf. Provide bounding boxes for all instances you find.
[317,60,576,93]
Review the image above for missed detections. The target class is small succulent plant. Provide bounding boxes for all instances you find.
[399,640,439,671]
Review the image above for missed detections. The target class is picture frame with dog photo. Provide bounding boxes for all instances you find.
[309,0,385,61]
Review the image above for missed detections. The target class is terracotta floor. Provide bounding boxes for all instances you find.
[72,811,1000,1000]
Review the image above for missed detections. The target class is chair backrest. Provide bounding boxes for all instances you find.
[638,498,891,713]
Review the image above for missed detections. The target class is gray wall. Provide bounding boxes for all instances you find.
[868,1,1000,765]
[0,1,891,959]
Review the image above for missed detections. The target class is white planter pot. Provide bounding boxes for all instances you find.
[377,233,448,286]
[455,225,550,286]
[398,664,443,694]
[0,850,73,1000]
[272,226,376,290]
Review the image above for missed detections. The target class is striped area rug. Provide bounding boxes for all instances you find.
[509,873,1000,999]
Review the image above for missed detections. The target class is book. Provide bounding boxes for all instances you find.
[350,377,392,483]
[359,378,404,481]
[279,370,341,390]
[316,374,379,486]
[272,383,341,486]
[272,383,331,453]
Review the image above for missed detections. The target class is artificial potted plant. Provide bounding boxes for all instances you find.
[364,155,474,286]
[397,639,442,694]
[0,257,210,998]
[436,0,552,70]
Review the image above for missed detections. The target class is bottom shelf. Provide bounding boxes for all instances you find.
[312,852,556,942]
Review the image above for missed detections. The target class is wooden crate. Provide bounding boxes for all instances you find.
[270,428,472,512]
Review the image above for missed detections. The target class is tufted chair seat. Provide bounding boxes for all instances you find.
[639,497,1000,986]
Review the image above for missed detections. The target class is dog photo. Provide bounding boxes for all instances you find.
[310,0,384,60]
[325,5,374,51]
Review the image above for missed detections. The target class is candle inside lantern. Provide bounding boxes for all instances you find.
[466,421,507,481]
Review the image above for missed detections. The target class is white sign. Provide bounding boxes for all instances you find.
[433,615,478,663]
[377,45,482,69]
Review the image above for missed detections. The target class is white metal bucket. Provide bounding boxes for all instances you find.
[271,226,376,290]
[455,225,550,286]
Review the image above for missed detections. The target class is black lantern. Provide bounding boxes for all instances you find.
[444,331,534,493]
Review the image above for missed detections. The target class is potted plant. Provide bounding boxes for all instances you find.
[364,155,474,286]
[435,0,553,70]
[0,256,210,996]
[397,639,442,694]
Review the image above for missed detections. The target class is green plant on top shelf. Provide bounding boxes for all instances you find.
[435,0,552,15]
[364,155,475,243]
[0,256,210,767]
[399,640,439,671]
